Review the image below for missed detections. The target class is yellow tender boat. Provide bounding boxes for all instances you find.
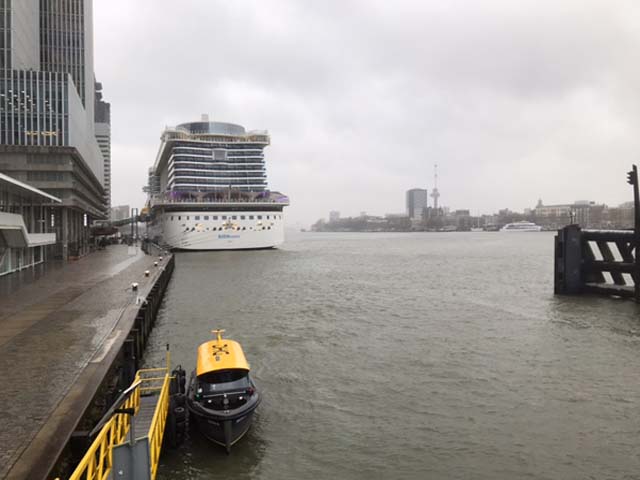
[186,329,260,452]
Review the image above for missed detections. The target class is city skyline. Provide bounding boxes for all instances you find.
[93,0,640,226]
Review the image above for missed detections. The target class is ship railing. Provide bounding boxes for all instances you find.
[149,196,289,206]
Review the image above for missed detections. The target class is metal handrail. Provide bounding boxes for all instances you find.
[148,373,171,480]
[68,368,171,480]
[68,374,142,480]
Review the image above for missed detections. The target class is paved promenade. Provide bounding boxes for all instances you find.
[0,245,162,479]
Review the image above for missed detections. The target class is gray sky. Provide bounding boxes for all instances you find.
[94,0,640,227]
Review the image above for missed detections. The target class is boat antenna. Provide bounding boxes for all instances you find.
[212,329,225,344]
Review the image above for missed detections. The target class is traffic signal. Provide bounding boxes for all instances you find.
[628,169,637,185]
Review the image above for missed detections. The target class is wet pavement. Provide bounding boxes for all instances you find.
[0,245,161,479]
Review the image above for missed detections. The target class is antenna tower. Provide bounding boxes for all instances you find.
[430,164,440,210]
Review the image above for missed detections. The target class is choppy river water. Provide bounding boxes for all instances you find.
[143,232,640,480]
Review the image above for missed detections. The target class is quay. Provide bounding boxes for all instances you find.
[0,244,174,480]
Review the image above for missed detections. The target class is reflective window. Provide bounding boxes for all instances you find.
[204,216,209,220]
[213,215,218,220]
[232,215,237,220]
[195,216,200,220]
[257,215,262,220]
[240,215,246,220]
[249,215,254,220]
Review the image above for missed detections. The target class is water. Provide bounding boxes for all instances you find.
[143,232,640,480]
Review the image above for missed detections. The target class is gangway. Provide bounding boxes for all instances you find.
[67,363,173,480]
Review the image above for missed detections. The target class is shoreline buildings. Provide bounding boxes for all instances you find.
[406,188,428,221]
[0,0,107,268]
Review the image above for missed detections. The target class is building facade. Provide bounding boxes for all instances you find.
[0,0,106,260]
[95,81,111,212]
[110,205,130,222]
[0,172,59,276]
[406,188,428,220]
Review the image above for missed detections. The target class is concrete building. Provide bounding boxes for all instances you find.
[110,205,130,222]
[329,210,340,223]
[95,80,111,213]
[606,202,634,229]
[0,0,106,260]
[0,172,59,276]
[406,188,428,220]
[534,200,607,229]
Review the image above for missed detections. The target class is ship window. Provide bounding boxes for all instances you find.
[198,369,248,385]
[249,215,254,220]
[240,215,246,220]
[195,216,200,220]
[178,216,181,220]
[232,215,237,220]
[171,216,174,221]
[242,227,246,230]
[267,215,270,220]
[257,215,262,220]
[204,216,209,220]
[222,215,227,220]
[187,216,190,220]
[213,216,218,220]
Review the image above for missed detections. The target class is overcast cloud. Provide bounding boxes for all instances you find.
[94,0,640,227]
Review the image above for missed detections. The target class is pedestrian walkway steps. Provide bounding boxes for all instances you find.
[135,396,159,439]
[67,366,171,480]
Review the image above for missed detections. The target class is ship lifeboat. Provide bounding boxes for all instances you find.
[186,329,260,452]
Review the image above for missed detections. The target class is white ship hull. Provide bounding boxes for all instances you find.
[148,210,285,250]
[500,222,542,232]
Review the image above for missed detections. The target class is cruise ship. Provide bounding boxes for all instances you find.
[145,118,289,250]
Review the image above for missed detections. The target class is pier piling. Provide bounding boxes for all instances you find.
[554,165,640,302]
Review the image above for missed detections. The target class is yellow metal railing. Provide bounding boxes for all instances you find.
[68,367,172,480]
[147,371,171,480]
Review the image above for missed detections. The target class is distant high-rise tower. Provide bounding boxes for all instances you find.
[0,0,106,259]
[95,80,111,212]
[406,188,428,220]
[430,164,440,210]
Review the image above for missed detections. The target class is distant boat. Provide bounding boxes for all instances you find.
[470,227,484,232]
[500,221,542,232]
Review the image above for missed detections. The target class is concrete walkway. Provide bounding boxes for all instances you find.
[0,245,161,479]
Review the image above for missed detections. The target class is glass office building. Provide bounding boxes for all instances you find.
[0,0,106,261]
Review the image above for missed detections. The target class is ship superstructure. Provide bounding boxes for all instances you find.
[146,120,289,250]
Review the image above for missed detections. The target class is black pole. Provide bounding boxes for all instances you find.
[627,165,640,302]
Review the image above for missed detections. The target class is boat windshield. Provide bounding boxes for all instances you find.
[198,369,250,392]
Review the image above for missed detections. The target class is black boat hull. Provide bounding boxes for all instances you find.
[188,407,256,451]
[186,370,260,452]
